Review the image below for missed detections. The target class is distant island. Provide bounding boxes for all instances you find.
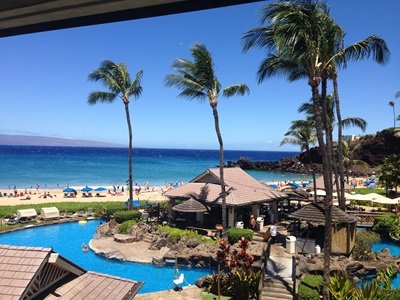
[0,134,124,148]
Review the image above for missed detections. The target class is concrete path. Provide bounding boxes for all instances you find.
[135,286,202,300]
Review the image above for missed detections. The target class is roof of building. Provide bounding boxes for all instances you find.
[172,198,208,213]
[165,167,286,207]
[0,245,52,299]
[44,271,142,300]
[288,201,357,224]
[0,244,142,300]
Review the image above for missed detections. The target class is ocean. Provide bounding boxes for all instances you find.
[0,145,310,189]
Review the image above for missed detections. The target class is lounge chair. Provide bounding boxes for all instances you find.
[20,195,31,200]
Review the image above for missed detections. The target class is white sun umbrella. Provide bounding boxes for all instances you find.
[346,193,370,201]
[332,192,353,199]
[369,193,399,205]
[309,189,326,196]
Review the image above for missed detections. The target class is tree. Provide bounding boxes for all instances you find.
[341,141,369,183]
[88,60,143,210]
[389,101,396,128]
[242,2,335,297]
[280,119,318,200]
[380,154,400,195]
[165,43,249,234]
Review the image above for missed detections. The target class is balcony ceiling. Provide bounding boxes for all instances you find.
[0,0,262,37]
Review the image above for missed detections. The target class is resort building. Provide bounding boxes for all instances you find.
[0,244,142,299]
[165,167,286,229]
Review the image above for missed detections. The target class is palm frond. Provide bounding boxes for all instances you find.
[333,35,390,68]
[280,137,303,147]
[395,91,400,98]
[88,91,117,105]
[341,117,367,131]
[128,70,144,99]
[222,84,249,98]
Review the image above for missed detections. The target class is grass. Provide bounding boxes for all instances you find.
[354,188,386,196]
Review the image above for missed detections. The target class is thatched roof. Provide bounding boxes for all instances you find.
[165,167,286,207]
[289,201,356,224]
[285,189,310,201]
[172,198,208,213]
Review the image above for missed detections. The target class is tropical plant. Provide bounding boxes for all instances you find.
[389,101,396,128]
[298,274,323,300]
[379,154,400,195]
[330,267,399,300]
[88,60,143,210]
[281,119,318,200]
[352,231,380,261]
[342,141,369,182]
[374,214,400,241]
[165,43,249,234]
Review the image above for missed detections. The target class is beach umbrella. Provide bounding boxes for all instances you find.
[345,193,370,201]
[332,192,354,199]
[63,187,75,193]
[81,186,93,192]
[172,198,208,213]
[125,199,140,207]
[370,194,398,205]
[95,187,107,192]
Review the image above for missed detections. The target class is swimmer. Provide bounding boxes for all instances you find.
[82,243,88,252]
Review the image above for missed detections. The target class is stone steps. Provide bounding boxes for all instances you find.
[143,233,157,243]
[261,278,293,300]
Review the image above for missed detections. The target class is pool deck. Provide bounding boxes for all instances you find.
[136,286,202,300]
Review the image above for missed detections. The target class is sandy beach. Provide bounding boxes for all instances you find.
[0,188,168,206]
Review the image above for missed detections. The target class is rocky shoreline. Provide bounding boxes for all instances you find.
[89,221,265,269]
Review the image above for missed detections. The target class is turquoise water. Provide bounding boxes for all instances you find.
[0,220,212,293]
[0,145,310,189]
[372,240,400,288]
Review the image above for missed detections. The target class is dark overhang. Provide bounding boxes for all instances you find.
[0,0,263,38]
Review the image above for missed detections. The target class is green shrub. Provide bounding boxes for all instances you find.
[353,231,380,261]
[158,225,215,244]
[118,220,137,234]
[113,210,142,223]
[299,275,323,300]
[227,228,253,244]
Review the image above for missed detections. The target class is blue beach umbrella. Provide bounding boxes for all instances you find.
[125,199,140,207]
[81,186,93,192]
[95,187,107,192]
[63,187,75,193]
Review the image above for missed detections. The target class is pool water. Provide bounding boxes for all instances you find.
[0,220,212,293]
[372,240,400,288]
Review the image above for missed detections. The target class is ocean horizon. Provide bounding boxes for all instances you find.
[0,145,310,189]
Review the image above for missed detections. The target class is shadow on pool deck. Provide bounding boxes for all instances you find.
[135,286,202,300]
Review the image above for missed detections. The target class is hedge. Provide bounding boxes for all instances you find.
[227,228,253,244]
[113,210,142,223]
[299,275,323,300]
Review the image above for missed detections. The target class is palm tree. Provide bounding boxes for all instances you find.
[341,141,369,183]
[165,43,249,234]
[280,120,318,200]
[88,60,143,210]
[389,101,396,128]
[242,2,334,297]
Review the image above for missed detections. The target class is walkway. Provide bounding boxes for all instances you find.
[135,286,202,300]
[260,225,294,300]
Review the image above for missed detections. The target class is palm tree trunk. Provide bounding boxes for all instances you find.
[124,103,134,210]
[333,76,346,209]
[311,77,332,300]
[212,107,227,235]
[393,107,396,128]
[306,145,317,201]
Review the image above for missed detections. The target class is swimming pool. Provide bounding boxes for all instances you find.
[0,220,212,293]
[372,240,400,288]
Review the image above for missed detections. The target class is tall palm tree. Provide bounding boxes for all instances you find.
[88,60,143,210]
[242,2,335,297]
[389,101,396,128]
[165,43,249,234]
[280,120,318,200]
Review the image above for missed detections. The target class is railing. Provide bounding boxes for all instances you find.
[258,228,271,297]
[347,211,386,227]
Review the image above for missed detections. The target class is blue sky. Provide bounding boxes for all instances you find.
[0,0,399,151]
